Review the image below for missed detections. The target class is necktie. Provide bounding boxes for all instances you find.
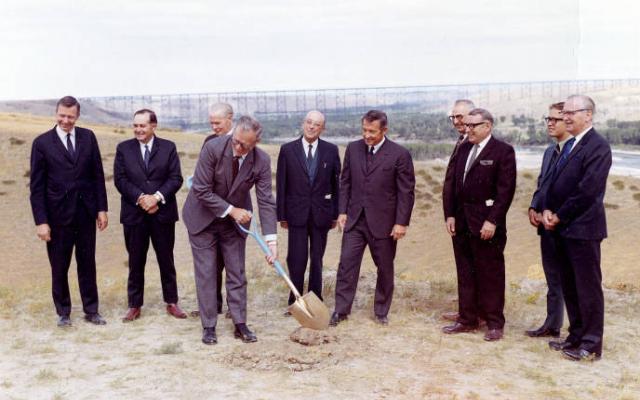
[366,146,374,170]
[144,144,150,170]
[552,137,576,178]
[66,133,75,158]
[464,144,478,182]
[232,156,240,182]
[307,144,313,168]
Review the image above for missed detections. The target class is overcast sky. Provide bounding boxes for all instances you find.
[0,0,638,100]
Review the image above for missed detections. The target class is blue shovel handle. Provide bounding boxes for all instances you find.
[236,219,287,278]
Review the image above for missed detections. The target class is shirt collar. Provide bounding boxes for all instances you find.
[370,137,386,154]
[475,134,491,151]
[56,125,75,138]
[572,125,592,146]
[302,137,319,148]
[139,135,155,151]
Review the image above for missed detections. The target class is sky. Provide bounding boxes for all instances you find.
[0,0,638,100]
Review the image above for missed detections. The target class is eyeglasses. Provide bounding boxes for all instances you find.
[231,137,254,151]
[544,117,564,124]
[560,109,590,116]
[448,114,465,122]
[464,122,487,130]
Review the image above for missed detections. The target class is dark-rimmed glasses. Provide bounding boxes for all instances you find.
[231,137,254,151]
[464,122,487,130]
[544,117,564,124]
[448,114,465,122]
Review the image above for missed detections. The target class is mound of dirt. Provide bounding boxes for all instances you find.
[289,327,338,346]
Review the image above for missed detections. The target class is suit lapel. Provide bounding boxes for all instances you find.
[294,137,310,178]
[221,138,234,193]
[229,146,254,195]
[312,140,328,188]
[554,133,586,179]
[132,140,146,173]
[51,128,75,164]
[147,136,161,173]
[466,136,494,176]
[366,140,389,175]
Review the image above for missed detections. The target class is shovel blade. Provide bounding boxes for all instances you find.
[287,292,330,330]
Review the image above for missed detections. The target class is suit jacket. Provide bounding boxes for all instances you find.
[113,136,183,225]
[442,136,464,220]
[339,138,415,239]
[276,137,340,229]
[445,136,516,237]
[30,126,108,226]
[544,128,611,240]
[182,134,276,237]
[530,144,557,235]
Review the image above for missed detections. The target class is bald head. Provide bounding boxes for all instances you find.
[302,110,326,143]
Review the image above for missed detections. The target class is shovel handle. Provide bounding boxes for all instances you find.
[236,220,303,298]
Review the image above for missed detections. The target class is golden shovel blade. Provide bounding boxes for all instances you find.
[287,292,330,330]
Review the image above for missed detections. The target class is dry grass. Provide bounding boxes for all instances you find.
[0,112,639,399]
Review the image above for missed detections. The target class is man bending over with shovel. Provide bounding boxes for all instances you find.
[182,115,277,345]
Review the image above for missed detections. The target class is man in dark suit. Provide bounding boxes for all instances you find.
[330,110,415,326]
[525,102,571,338]
[543,95,611,361]
[442,108,516,341]
[114,109,186,322]
[182,115,277,345]
[276,110,340,313]
[441,99,475,323]
[30,96,109,327]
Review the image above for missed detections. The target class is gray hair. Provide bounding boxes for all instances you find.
[208,102,234,118]
[453,99,475,109]
[566,95,596,113]
[468,108,494,125]
[235,115,263,139]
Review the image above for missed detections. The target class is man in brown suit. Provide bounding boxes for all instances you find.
[330,110,415,326]
[442,108,516,341]
[182,115,277,345]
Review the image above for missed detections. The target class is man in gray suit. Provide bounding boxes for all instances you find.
[182,115,277,345]
[525,102,570,338]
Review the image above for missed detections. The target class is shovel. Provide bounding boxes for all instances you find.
[237,219,330,330]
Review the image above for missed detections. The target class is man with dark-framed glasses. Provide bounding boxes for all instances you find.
[525,102,571,339]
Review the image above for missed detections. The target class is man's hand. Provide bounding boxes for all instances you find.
[147,205,159,214]
[139,194,159,211]
[265,241,278,265]
[445,217,456,237]
[542,209,559,231]
[97,211,108,231]
[337,214,347,232]
[480,220,496,240]
[36,223,51,242]
[390,224,407,241]
[229,207,252,224]
[528,208,541,227]
[279,221,288,229]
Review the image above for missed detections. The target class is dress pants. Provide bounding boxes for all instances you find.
[190,219,247,328]
[46,206,99,316]
[334,213,397,318]
[452,230,506,330]
[554,235,604,354]
[215,242,225,313]
[539,231,564,330]
[123,216,178,308]
[286,221,328,305]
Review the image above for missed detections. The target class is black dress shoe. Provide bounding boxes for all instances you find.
[562,348,601,361]
[374,315,389,325]
[548,340,578,351]
[202,327,217,345]
[234,323,257,343]
[526,326,560,338]
[57,315,72,328]
[329,312,348,327]
[84,313,107,325]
